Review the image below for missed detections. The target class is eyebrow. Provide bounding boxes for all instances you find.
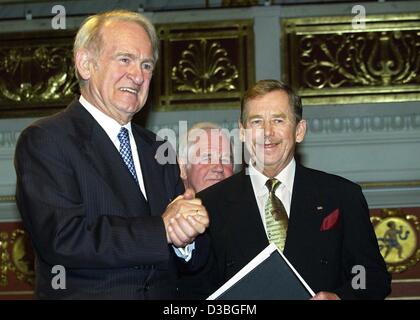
[115,52,154,63]
[272,113,287,118]
[115,52,135,58]
[248,113,287,120]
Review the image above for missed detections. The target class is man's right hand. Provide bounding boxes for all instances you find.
[162,188,209,247]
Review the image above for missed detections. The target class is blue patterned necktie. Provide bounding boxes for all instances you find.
[117,127,138,183]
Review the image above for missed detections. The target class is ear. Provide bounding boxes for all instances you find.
[239,120,245,143]
[295,120,307,144]
[179,163,190,190]
[179,162,187,180]
[75,49,92,81]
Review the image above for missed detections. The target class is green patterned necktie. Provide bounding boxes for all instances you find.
[264,178,289,251]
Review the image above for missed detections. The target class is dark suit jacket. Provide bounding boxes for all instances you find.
[191,164,391,300]
[14,99,204,299]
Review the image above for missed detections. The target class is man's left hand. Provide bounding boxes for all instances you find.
[164,188,209,247]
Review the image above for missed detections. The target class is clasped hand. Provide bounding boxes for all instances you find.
[163,188,209,248]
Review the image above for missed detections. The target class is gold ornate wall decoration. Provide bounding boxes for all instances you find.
[171,40,239,94]
[282,14,420,105]
[154,20,255,111]
[10,230,35,284]
[0,229,34,287]
[371,209,420,273]
[0,232,9,286]
[0,31,78,118]
[0,195,15,203]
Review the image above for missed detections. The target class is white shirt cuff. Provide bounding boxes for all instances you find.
[173,242,195,262]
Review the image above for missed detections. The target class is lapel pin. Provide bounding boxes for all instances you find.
[317,206,323,211]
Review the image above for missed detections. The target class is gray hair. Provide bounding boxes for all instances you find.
[178,122,233,166]
[73,9,159,85]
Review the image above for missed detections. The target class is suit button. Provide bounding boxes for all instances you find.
[320,258,328,265]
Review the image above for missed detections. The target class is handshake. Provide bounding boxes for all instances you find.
[162,188,209,248]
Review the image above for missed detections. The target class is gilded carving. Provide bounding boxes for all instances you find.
[0,229,35,287]
[371,209,420,273]
[0,195,15,202]
[0,46,77,102]
[155,20,254,111]
[299,31,419,89]
[0,232,10,286]
[10,230,35,284]
[171,40,239,94]
[0,31,78,118]
[282,14,420,105]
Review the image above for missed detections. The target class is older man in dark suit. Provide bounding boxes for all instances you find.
[14,10,208,299]
[195,79,390,299]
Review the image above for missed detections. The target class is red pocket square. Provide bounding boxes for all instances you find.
[320,208,340,231]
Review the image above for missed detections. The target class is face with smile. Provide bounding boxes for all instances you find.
[76,20,154,124]
[181,130,233,193]
[240,90,306,177]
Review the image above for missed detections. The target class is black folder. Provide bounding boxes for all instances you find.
[207,244,314,300]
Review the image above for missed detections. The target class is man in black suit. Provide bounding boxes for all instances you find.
[14,10,209,299]
[196,80,391,299]
[176,122,234,298]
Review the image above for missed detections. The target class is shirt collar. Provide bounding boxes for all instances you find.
[79,95,132,142]
[249,158,296,196]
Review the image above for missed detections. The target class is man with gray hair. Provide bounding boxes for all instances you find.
[14,10,209,299]
[177,122,234,299]
[178,122,234,193]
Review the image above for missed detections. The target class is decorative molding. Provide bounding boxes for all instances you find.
[148,114,420,136]
[0,130,20,149]
[154,20,255,111]
[306,114,420,135]
[0,290,33,295]
[371,208,420,273]
[363,186,420,209]
[282,14,420,105]
[361,181,420,189]
[0,30,78,118]
[171,40,239,94]
[149,121,239,137]
[387,296,420,300]
[2,113,420,149]
[392,278,420,283]
[0,195,15,202]
[0,201,21,222]
[146,114,420,139]
[0,228,35,287]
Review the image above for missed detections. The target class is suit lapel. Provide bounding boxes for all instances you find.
[285,164,324,255]
[132,126,168,217]
[226,172,269,262]
[68,100,150,217]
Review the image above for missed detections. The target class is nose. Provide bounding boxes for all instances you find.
[127,63,144,85]
[211,161,224,173]
[264,122,273,137]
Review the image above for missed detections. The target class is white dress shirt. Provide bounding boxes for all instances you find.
[79,95,147,199]
[248,158,296,237]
